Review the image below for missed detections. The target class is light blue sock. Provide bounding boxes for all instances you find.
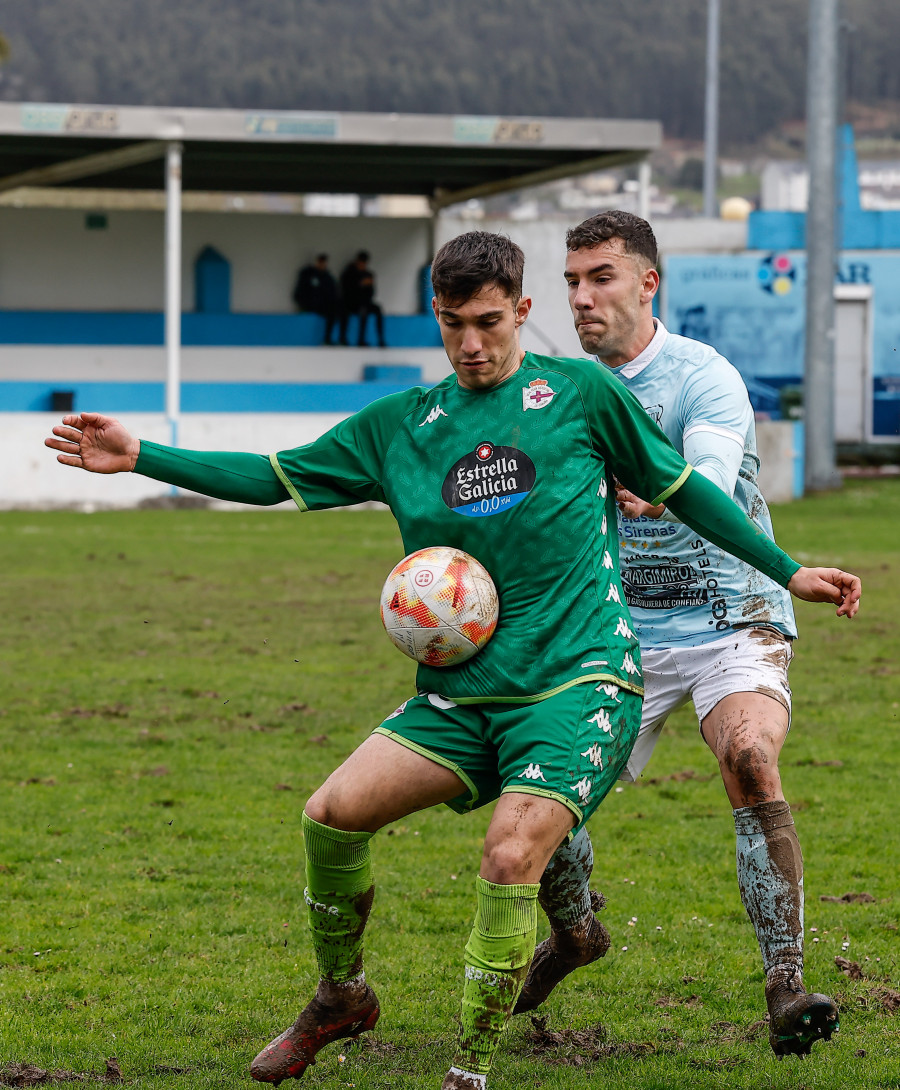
[539,827,595,929]
[734,800,804,974]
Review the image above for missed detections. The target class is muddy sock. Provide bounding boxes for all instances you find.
[455,877,539,1075]
[538,827,594,931]
[733,800,804,975]
[301,811,375,985]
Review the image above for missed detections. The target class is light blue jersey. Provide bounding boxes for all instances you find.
[604,321,796,649]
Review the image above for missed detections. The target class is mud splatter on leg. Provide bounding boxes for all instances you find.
[733,800,803,972]
[513,828,610,1014]
[452,878,539,1077]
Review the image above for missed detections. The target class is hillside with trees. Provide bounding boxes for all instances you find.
[0,0,898,149]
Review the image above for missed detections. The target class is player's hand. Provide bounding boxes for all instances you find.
[615,482,665,520]
[787,566,861,618]
[44,412,140,474]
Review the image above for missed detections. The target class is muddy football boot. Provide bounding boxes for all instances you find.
[765,967,839,1057]
[514,891,610,1015]
[250,986,380,1084]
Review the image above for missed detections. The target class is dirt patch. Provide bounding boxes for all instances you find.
[524,1016,656,1065]
[0,1059,121,1086]
[655,995,703,1009]
[691,1056,745,1070]
[640,769,714,787]
[834,959,900,1013]
[794,758,843,767]
[820,892,875,903]
[280,702,315,715]
[346,1036,401,1057]
[708,1019,768,1042]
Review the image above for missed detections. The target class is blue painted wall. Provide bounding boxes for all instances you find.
[0,311,443,348]
[663,250,900,438]
[0,381,423,414]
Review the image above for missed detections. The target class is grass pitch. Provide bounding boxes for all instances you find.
[1,480,898,1089]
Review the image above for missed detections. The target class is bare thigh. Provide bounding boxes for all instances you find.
[700,691,790,808]
[306,732,465,832]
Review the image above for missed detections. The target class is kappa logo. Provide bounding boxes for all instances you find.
[522,378,556,411]
[614,616,635,639]
[518,763,546,781]
[602,550,614,570]
[419,404,448,427]
[588,708,612,734]
[601,513,607,535]
[570,776,593,804]
[621,651,640,676]
[581,743,604,769]
[606,584,621,604]
[596,682,622,703]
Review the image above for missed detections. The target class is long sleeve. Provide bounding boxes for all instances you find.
[666,470,800,587]
[134,441,290,505]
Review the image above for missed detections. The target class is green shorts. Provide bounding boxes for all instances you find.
[373,682,642,834]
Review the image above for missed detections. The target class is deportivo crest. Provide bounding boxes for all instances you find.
[522,378,556,411]
[442,443,536,518]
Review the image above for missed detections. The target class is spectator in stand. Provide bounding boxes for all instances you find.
[293,254,340,346]
[340,251,387,348]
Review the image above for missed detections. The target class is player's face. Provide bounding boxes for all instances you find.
[565,239,659,368]
[433,283,532,391]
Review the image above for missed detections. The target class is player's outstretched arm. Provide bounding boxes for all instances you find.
[663,471,863,618]
[45,413,290,505]
[787,567,861,618]
[45,412,139,473]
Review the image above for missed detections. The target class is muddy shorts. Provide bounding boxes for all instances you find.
[373,682,642,834]
[621,625,793,783]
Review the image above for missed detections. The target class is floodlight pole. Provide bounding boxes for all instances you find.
[702,0,720,219]
[165,141,183,450]
[638,158,651,222]
[803,0,842,492]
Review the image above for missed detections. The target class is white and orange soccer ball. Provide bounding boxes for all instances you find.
[380,547,499,667]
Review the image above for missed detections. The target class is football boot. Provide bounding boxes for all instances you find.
[514,890,610,1014]
[250,986,379,1084]
[765,966,839,1057]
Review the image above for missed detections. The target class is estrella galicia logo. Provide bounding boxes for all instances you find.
[441,442,536,518]
[758,253,796,296]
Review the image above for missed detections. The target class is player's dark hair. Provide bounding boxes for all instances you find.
[431,232,524,305]
[566,210,658,268]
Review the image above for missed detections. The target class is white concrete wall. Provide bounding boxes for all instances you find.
[0,345,452,385]
[0,208,432,315]
[6,415,799,510]
[5,413,352,509]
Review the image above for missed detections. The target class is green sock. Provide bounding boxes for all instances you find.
[301,811,375,984]
[455,877,539,1076]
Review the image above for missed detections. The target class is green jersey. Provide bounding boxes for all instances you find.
[271,352,691,704]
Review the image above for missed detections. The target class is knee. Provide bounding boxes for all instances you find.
[304,786,366,832]
[720,738,782,802]
[481,836,541,885]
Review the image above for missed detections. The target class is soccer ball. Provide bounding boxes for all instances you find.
[380,547,499,667]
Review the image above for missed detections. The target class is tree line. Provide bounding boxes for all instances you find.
[1,0,898,148]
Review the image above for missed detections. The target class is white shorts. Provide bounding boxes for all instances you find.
[621,626,793,783]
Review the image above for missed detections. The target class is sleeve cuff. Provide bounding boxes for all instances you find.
[269,453,308,512]
[651,464,693,507]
